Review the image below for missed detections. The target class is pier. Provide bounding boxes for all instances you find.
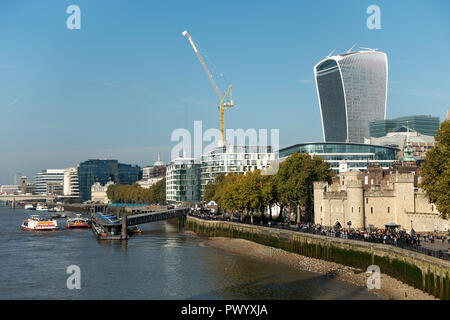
[90,206,189,240]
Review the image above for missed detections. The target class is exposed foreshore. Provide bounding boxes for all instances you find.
[185,216,450,300]
[203,236,436,300]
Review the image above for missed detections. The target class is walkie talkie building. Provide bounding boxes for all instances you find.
[314,50,388,143]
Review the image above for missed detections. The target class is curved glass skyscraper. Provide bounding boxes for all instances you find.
[314,50,388,143]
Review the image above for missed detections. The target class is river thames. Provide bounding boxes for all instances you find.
[0,206,378,299]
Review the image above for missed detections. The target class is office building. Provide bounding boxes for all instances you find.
[166,157,201,203]
[314,50,388,143]
[77,160,141,201]
[369,115,440,138]
[63,166,80,197]
[279,142,398,174]
[34,169,65,195]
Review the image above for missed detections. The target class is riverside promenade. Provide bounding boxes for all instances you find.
[186,215,450,300]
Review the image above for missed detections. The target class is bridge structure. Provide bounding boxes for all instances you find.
[0,195,79,208]
[90,207,190,240]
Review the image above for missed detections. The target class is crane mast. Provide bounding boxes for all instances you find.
[182,30,234,147]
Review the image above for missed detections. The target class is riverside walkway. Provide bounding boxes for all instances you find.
[188,211,450,261]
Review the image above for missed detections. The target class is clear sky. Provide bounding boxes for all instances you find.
[0,0,449,184]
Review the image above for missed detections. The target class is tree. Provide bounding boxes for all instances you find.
[419,120,450,219]
[273,152,334,223]
[106,178,166,204]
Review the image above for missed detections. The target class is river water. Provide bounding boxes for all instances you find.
[0,206,378,300]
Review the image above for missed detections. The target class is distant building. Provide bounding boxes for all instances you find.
[367,127,435,163]
[63,166,80,197]
[200,145,276,196]
[313,164,448,232]
[34,169,65,195]
[314,50,388,143]
[91,181,114,204]
[142,153,166,179]
[166,157,201,203]
[0,185,20,195]
[369,115,440,138]
[20,176,27,194]
[279,142,398,174]
[77,160,141,201]
[139,152,166,188]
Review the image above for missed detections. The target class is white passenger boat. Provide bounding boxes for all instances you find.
[54,206,64,213]
[24,204,35,210]
[21,215,58,231]
[36,203,49,211]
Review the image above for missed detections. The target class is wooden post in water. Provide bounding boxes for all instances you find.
[121,214,128,240]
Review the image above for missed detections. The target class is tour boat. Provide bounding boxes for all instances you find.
[21,215,58,231]
[54,206,64,213]
[24,204,35,210]
[36,203,49,211]
[66,214,91,229]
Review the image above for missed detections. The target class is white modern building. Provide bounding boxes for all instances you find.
[34,169,65,195]
[314,49,388,143]
[200,145,277,195]
[166,157,201,203]
[63,166,80,197]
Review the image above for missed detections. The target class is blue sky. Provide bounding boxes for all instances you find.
[0,0,449,184]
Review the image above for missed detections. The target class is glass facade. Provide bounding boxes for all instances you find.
[315,51,388,143]
[166,158,201,202]
[279,142,398,173]
[369,115,440,137]
[77,160,141,201]
[34,169,65,195]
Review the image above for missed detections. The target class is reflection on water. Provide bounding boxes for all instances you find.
[0,206,379,300]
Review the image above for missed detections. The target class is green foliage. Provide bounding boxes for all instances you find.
[419,120,450,219]
[106,178,166,204]
[204,152,334,221]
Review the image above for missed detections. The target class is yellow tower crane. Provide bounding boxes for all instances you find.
[182,30,234,147]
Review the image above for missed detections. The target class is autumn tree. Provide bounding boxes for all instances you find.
[420,120,450,219]
[272,152,334,223]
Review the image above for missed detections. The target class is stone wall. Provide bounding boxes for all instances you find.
[186,216,450,300]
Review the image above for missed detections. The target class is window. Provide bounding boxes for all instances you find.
[371,207,373,214]
[351,207,353,213]
[387,207,390,213]
[366,198,368,204]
